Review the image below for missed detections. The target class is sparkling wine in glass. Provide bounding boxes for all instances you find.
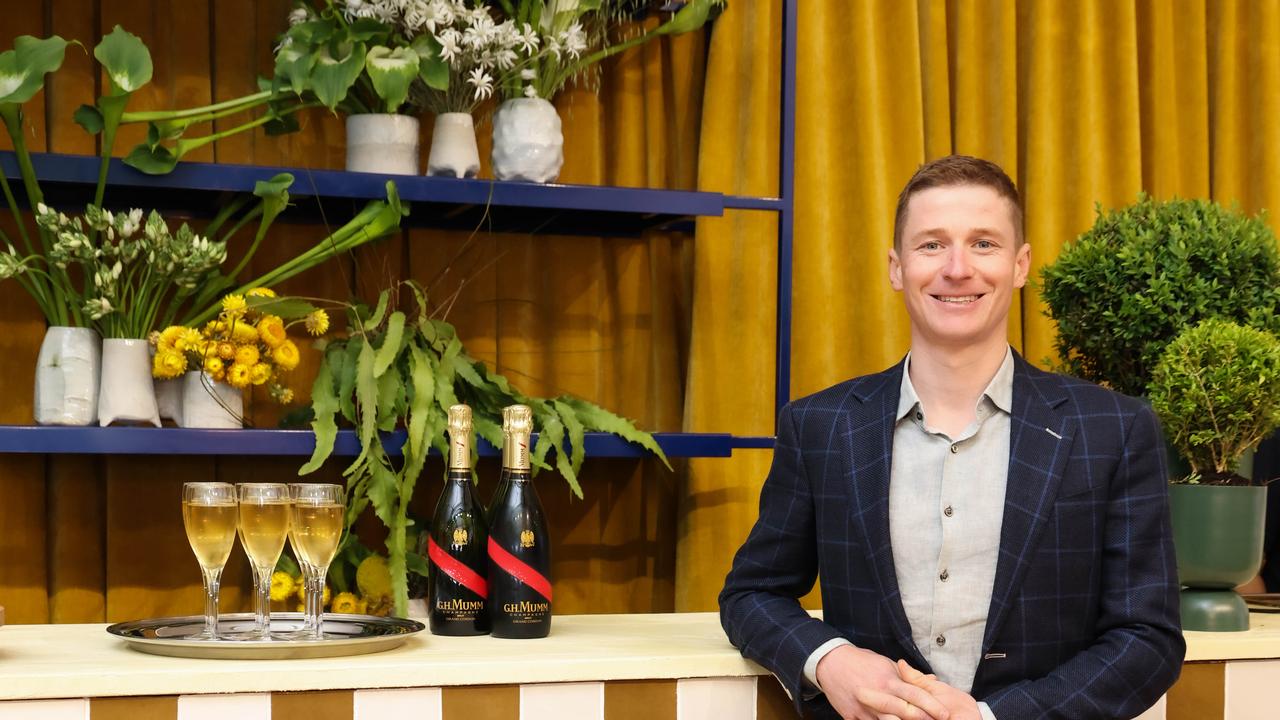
[238,483,291,640]
[289,483,345,640]
[182,482,237,640]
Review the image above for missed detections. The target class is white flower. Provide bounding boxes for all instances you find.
[516,23,540,54]
[523,85,539,98]
[562,22,587,58]
[466,67,493,101]
[493,48,517,70]
[436,29,461,63]
[520,68,537,81]
[288,7,310,25]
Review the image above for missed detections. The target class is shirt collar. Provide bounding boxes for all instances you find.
[896,346,1015,422]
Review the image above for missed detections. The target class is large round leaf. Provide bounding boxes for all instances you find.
[365,46,419,112]
[0,35,69,105]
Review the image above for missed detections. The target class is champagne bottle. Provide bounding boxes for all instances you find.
[488,404,552,638]
[427,404,490,636]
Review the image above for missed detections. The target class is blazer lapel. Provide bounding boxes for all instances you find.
[840,359,924,667]
[981,356,1075,653]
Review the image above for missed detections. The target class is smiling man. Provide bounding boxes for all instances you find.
[720,156,1185,720]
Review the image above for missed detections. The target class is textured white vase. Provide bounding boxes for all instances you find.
[154,377,184,425]
[180,371,243,429]
[98,338,160,427]
[491,98,563,183]
[427,112,481,178]
[33,326,100,426]
[346,114,421,175]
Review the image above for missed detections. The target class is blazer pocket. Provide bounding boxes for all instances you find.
[1056,470,1101,500]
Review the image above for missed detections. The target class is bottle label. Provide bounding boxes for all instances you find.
[487,536,552,602]
[427,536,489,599]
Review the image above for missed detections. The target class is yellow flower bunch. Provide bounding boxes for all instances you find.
[148,287,326,404]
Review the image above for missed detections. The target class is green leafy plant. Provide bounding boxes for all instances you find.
[115,1,449,175]
[1040,194,1280,398]
[1150,319,1280,485]
[297,282,670,615]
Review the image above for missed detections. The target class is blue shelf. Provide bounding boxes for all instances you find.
[1,151,734,237]
[0,426,774,458]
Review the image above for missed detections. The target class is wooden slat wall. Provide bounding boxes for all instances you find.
[0,2,696,624]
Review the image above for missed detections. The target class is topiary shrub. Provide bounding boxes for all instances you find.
[1149,319,1280,485]
[1040,194,1280,398]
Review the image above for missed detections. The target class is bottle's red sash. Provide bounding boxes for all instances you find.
[427,536,489,599]
[487,537,553,603]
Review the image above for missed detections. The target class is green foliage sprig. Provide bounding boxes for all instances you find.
[1040,194,1280,398]
[1150,319,1280,484]
[298,282,669,615]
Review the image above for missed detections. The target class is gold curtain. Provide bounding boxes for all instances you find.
[677,0,1280,610]
[0,0,700,623]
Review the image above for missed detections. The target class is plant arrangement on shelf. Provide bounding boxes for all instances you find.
[271,545,396,617]
[150,289,331,427]
[483,0,725,182]
[294,282,670,615]
[1040,193,1280,399]
[0,28,409,426]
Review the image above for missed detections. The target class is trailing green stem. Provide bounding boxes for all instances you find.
[119,89,276,123]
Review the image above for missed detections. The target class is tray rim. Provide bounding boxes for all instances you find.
[105,611,425,659]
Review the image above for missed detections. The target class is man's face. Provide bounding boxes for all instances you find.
[888,184,1030,351]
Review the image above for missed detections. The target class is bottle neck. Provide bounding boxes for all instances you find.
[502,432,532,472]
[447,469,472,482]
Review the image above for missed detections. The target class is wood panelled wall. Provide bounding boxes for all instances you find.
[0,1,702,624]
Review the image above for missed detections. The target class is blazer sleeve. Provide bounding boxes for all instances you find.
[719,402,846,707]
[983,403,1186,719]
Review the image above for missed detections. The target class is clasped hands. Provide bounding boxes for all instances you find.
[814,645,982,720]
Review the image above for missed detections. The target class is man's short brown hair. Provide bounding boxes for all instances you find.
[892,155,1024,248]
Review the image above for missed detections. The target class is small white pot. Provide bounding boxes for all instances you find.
[180,371,243,429]
[491,98,564,183]
[34,326,100,426]
[427,112,481,178]
[98,338,160,427]
[346,114,421,175]
[154,377,184,425]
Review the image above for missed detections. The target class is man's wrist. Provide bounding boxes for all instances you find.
[803,637,854,693]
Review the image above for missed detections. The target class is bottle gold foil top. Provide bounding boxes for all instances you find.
[502,404,533,471]
[447,404,472,471]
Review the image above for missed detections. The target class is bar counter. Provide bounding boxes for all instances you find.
[1,612,1278,719]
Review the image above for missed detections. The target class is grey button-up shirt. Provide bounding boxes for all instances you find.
[889,347,1012,692]
[804,348,1013,720]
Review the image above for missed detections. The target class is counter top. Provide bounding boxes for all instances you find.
[1,611,1278,701]
[0,612,760,700]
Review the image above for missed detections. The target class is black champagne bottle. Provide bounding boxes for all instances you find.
[427,403,490,636]
[487,404,552,638]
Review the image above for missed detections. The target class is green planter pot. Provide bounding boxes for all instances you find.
[1169,483,1267,631]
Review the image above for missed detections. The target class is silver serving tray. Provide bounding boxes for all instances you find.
[106,612,425,659]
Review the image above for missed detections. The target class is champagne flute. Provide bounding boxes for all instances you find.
[289,483,346,640]
[237,483,291,640]
[182,482,237,641]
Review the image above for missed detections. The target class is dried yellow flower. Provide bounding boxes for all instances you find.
[305,309,330,336]
[257,315,287,348]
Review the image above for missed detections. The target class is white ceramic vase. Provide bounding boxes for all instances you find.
[98,338,160,427]
[33,326,100,426]
[427,112,481,178]
[491,98,564,183]
[180,371,243,429]
[346,114,421,175]
[154,377,184,425]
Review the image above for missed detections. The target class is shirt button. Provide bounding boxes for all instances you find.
[939,569,949,582]
[936,635,946,647]
[916,411,923,421]
[943,505,953,517]
[950,444,958,453]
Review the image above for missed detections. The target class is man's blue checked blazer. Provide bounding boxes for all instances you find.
[720,352,1185,719]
